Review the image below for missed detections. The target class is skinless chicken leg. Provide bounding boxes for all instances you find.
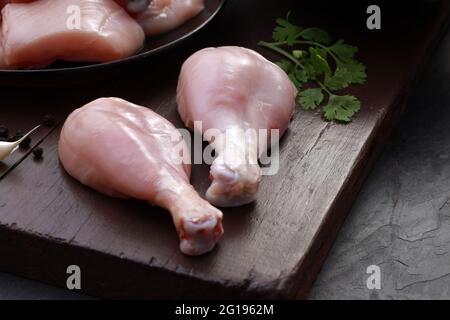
[58,97,223,256]
[177,46,297,207]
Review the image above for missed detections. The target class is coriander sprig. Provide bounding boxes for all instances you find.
[258,13,367,123]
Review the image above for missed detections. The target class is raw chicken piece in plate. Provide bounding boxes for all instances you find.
[177,46,297,207]
[136,0,205,36]
[59,97,224,256]
[0,0,145,69]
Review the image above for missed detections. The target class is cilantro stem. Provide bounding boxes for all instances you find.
[258,41,305,69]
[264,40,340,64]
[317,81,333,96]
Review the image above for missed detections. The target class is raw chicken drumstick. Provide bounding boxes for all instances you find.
[59,97,223,256]
[177,46,297,207]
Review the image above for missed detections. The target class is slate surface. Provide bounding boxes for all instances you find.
[310,24,450,300]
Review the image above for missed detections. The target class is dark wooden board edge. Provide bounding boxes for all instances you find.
[0,222,228,299]
[0,187,251,299]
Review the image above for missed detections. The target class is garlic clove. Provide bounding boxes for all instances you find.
[0,125,41,161]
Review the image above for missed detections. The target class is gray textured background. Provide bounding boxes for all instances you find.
[0,25,449,301]
[310,25,450,300]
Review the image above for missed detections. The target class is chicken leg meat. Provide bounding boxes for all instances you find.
[177,46,297,207]
[59,97,223,256]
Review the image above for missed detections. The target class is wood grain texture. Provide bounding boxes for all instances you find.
[0,0,449,299]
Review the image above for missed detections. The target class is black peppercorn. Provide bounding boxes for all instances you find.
[33,147,43,160]
[42,114,56,127]
[8,131,22,142]
[11,131,31,149]
[20,137,31,149]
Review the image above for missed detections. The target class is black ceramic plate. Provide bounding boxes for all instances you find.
[0,0,227,86]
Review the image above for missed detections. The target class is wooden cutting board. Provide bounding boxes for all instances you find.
[0,0,449,299]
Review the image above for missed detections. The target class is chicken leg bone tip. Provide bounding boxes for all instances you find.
[206,159,261,207]
[178,213,224,256]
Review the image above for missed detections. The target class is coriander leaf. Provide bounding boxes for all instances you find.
[288,68,309,89]
[272,17,303,46]
[309,47,331,76]
[323,95,361,122]
[288,72,302,88]
[276,59,295,73]
[302,61,317,80]
[339,61,367,84]
[300,27,332,45]
[276,60,308,88]
[314,47,328,60]
[329,40,358,63]
[299,88,324,110]
[259,14,368,123]
[293,68,309,83]
[324,67,352,90]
